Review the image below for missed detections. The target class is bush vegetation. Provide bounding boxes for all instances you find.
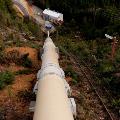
[21,56,32,68]
[55,32,120,112]
[15,69,33,75]
[0,0,42,42]
[65,65,79,84]
[34,0,120,39]
[0,71,15,89]
[17,90,36,101]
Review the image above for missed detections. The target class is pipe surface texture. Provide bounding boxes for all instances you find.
[33,37,74,120]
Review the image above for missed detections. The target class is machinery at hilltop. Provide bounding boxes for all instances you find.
[43,9,63,25]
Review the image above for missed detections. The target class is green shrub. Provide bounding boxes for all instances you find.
[28,42,40,49]
[97,60,115,73]
[17,90,36,101]
[21,57,32,68]
[0,51,5,64]
[24,20,42,38]
[112,99,120,110]
[0,71,14,89]
[65,65,79,84]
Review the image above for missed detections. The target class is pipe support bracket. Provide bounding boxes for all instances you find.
[37,63,65,80]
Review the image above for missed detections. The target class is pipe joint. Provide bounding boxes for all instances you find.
[37,63,65,80]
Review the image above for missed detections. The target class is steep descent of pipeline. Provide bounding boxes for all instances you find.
[33,36,75,120]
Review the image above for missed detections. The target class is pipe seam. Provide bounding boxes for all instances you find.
[37,63,65,80]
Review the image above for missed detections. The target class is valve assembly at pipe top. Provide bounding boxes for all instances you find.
[30,15,76,120]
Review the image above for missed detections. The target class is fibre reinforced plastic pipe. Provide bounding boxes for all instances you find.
[33,37,74,120]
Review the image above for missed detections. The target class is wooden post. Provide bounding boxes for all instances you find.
[111,37,117,61]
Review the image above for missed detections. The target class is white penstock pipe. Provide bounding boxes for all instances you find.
[48,31,50,37]
[33,36,74,120]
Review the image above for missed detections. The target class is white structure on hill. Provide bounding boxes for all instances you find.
[43,9,63,24]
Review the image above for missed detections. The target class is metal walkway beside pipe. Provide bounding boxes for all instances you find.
[33,36,76,120]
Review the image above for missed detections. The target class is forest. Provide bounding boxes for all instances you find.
[34,0,120,39]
